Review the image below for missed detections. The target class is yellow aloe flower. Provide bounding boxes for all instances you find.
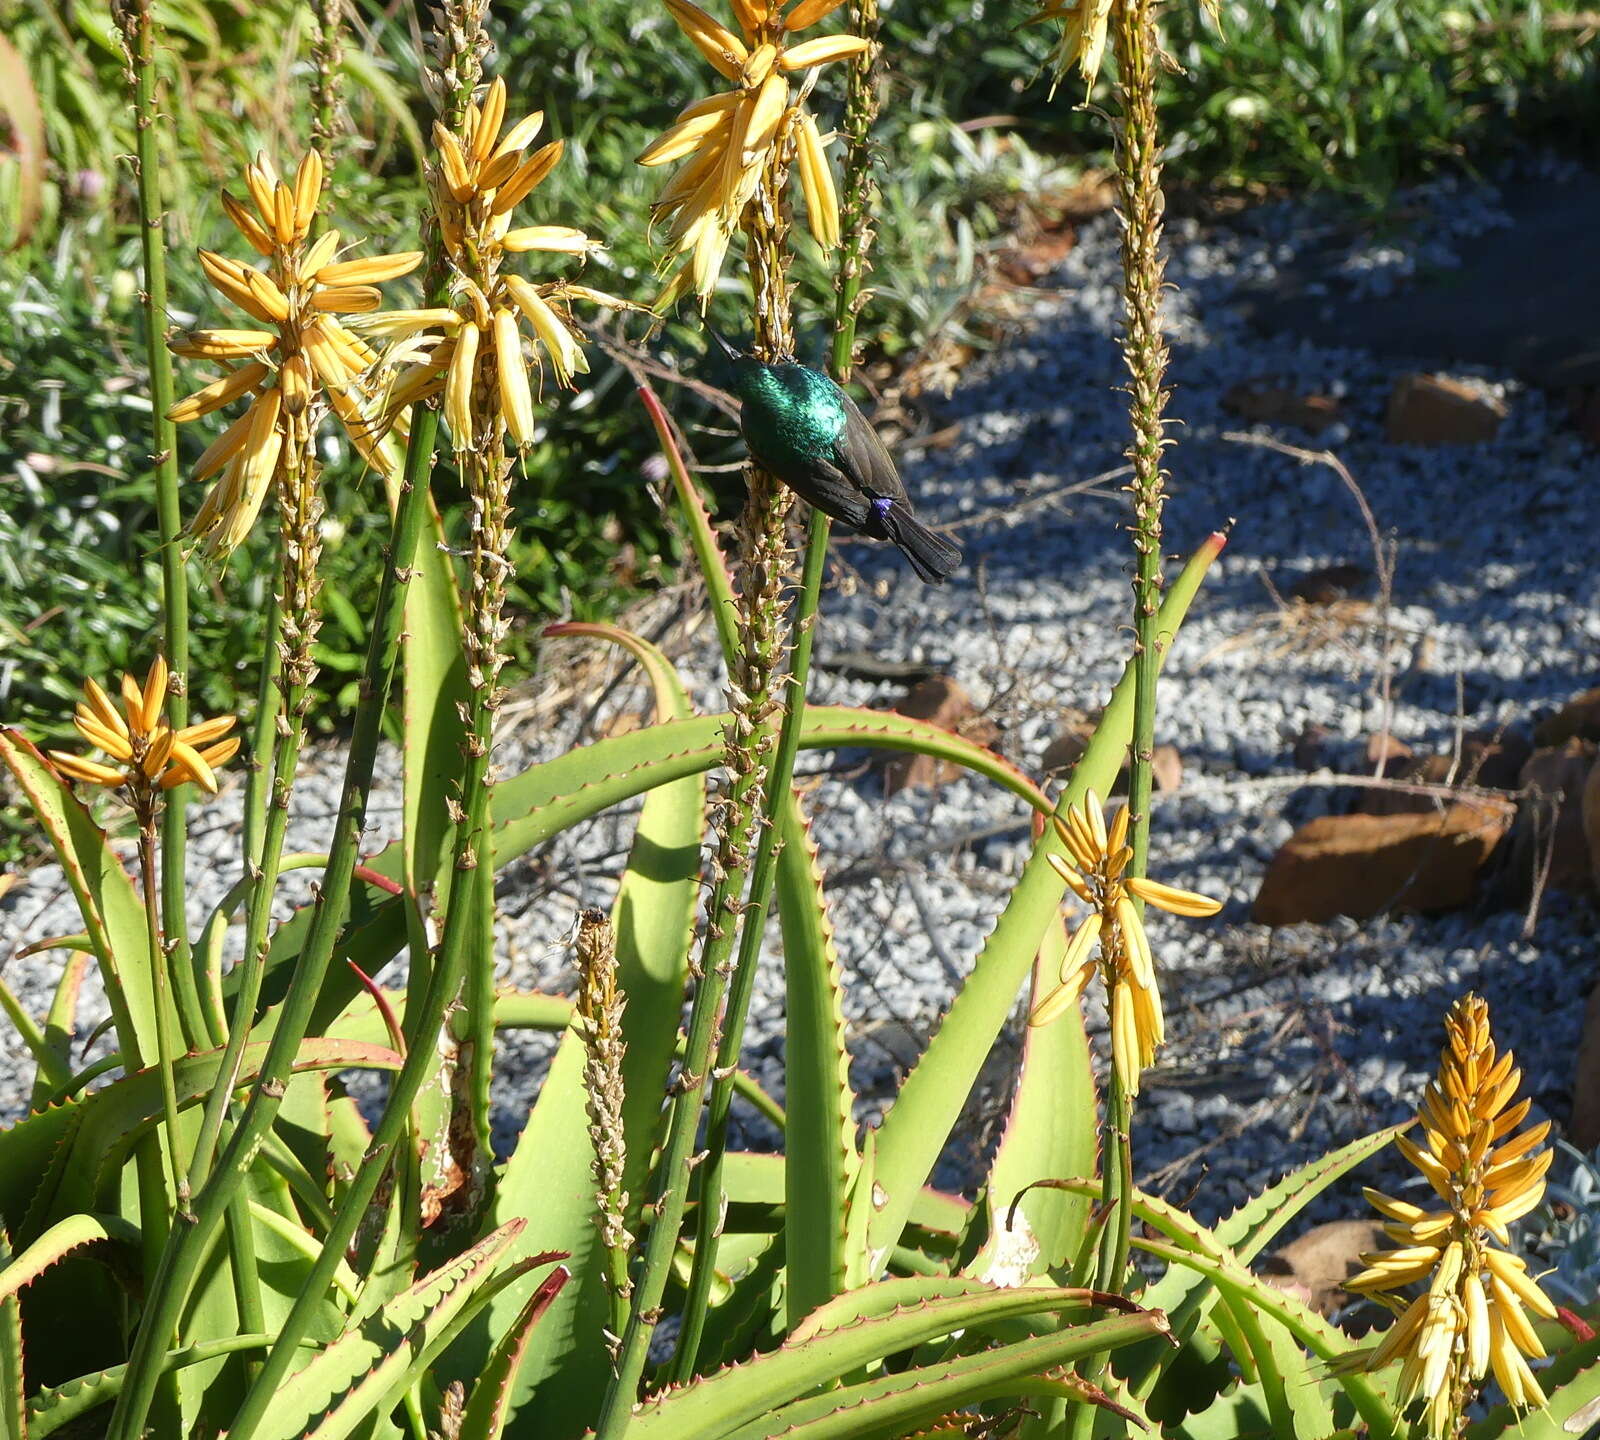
[1027,0,1115,93]
[1028,789,1220,1096]
[376,78,636,451]
[48,658,240,796]
[168,149,422,554]
[639,0,867,305]
[1347,994,1556,1435]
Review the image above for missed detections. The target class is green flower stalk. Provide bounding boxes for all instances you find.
[680,0,885,1369]
[602,0,872,1412]
[111,0,203,1048]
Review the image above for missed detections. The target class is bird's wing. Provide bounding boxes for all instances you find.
[832,391,909,504]
[794,453,872,527]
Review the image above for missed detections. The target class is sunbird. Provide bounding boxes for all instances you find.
[705,329,963,583]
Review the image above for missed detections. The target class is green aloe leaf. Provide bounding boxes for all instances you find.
[629,1287,1165,1440]
[458,1267,571,1440]
[2,1039,400,1237]
[966,912,1096,1285]
[776,805,856,1327]
[250,1220,542,1440]
[718,1326,1156,1440]
[0,1211,138,1305]
[1465,1335,1600,1439]
[462,619,706,1438]
[26,1333,295,1438]
[864,532,1226,1274]
[0,1224,21,1440]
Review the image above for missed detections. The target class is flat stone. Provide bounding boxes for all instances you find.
[1253,801,1514,925]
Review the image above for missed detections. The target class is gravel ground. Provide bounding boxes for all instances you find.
[4,157,1597,1231]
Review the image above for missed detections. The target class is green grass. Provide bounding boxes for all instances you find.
[0,0,1595,758]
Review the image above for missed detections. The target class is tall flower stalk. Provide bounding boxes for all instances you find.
[377,65,630,1199]
[596,4,861,1420]
[677,0,883,1376]
[107,65,449,1440]
[111,0,204,1048]
[167,145,420,1195]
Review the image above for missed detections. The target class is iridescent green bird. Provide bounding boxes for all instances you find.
[706,329,962,583]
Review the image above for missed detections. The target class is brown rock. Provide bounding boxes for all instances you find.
[1587,761,1600,892]
[1535,686,1600,747]
[997,225,1076,287]
[1508,739,1598,893]
[1458,728,1534,790]
[883,676,992,795]
[1252,801,1514,925]
[1288,563,1369,605]
[1152,744,1183,793]
[1570,975,1600,1150]
[1358,752,1454,817]
[1040,709,1097,779]
[1386,373,1508,445]
[1223,383,1343,434]
[1365,732,1413,773]
[1258,1220,1388,1318]
[1293,723,1332,772]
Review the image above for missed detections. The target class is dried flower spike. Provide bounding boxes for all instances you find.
[1348,994,1556,1434]
[1029,789,1220,1097]
[639,0,866,304]
[1026,0,1115,93]
[168,149,421,553]
[49,658,239,795]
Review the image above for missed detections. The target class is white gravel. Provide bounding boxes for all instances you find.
[5,159,1597,1227]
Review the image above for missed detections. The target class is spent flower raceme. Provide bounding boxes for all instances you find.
[639,0,867,305]
[1027,0,1115,92]
[48,657,239,796]
[378,76,633,450]
[167,149,421,553]
[1029,789,1220,1096]
[1348,994,1556,1435]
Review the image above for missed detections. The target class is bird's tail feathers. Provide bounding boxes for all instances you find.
[880,503,962,584]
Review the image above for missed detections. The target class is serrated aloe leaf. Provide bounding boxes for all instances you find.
[0,730,159,1074]
[1134,1235,1395,1438]
[722,1335,1154,1440]
[458,1033,605,1440]
[27,1333,294,1439]
[630,1283,1163,1439]
[969,912,1096,1286]
[1464,1335,1600,1439]
[249,1220,538,1440]
[776,802,855,1326]
[0,1211,138,1304]
[1222,1290,1336,1440]
[865,533,1225,1276]
[458,1267,570,1440]
[1173,1379,1278,1440]
[637,1300,1165,1440]
[1130,1122,1406,1390]
[0,1224,21,1440]
[1213,1123,1407,1263]
[34,951,92,1111]
[9,1039,400,1234]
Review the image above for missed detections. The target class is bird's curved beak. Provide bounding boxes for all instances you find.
[703,324,742,363]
